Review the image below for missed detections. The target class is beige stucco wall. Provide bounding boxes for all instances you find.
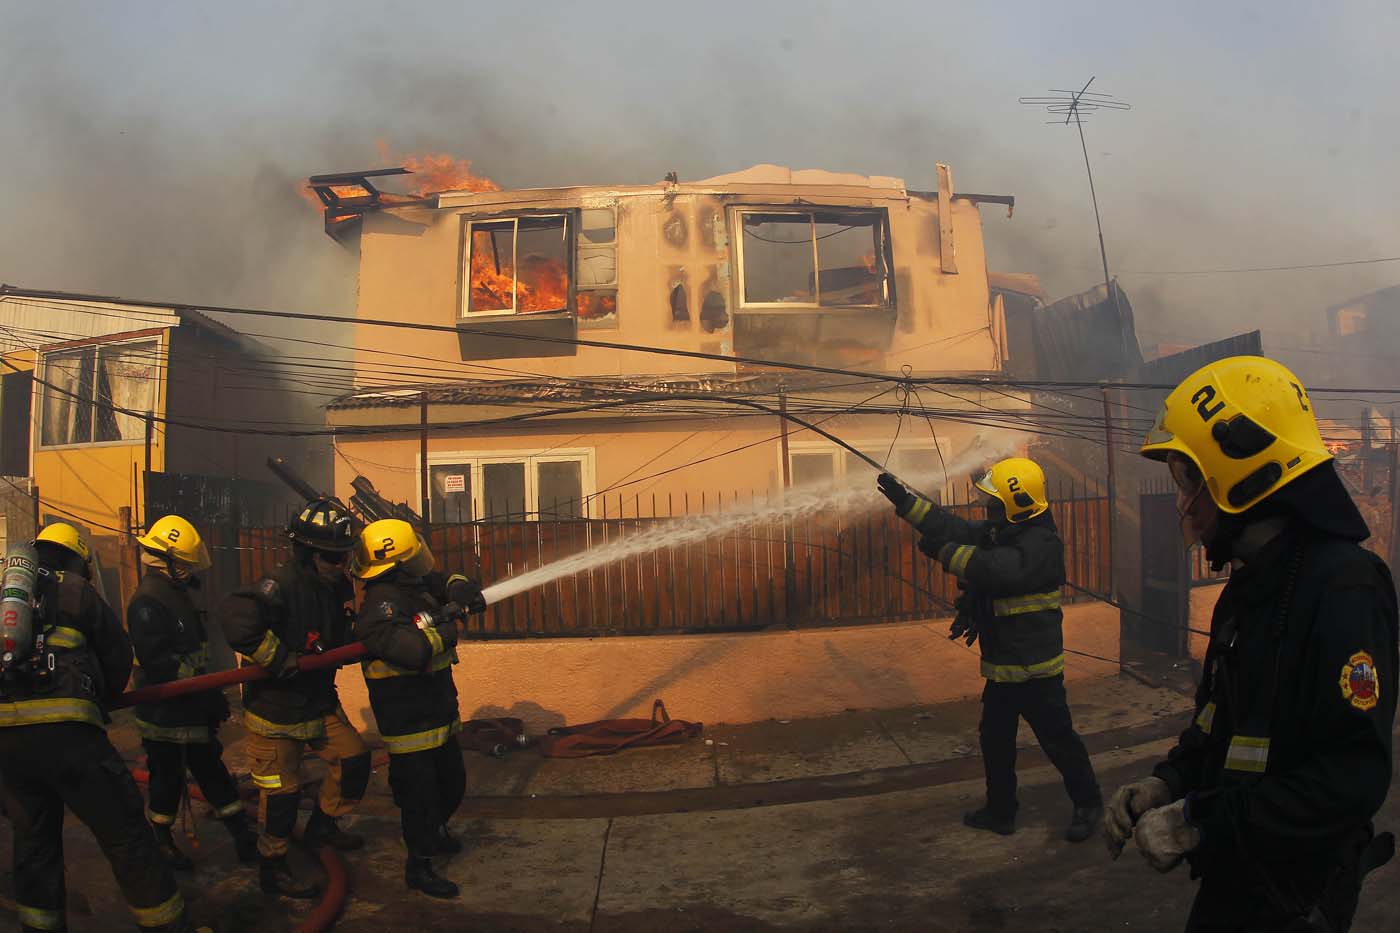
[350,176,1001,382]
[333,599,1123,734]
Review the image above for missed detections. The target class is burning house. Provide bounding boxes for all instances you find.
[317,162,1030,520]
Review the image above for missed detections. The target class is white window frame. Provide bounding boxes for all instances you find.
[460,213,572,319]
[37,335,162,450]
[732,207,892,311]
[780,440,943,489]
[420,447,597,521]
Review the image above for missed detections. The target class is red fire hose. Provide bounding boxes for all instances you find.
[113,643,368,709]
[129,766,350,932]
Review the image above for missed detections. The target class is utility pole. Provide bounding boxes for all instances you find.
[1020,78,1131,317]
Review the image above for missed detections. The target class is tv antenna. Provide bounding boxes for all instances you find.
[1019,77,1131,313]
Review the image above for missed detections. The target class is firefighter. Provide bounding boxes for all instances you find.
[218,497,371,900]
[0,524,195,932]
[128,514,257,870]
[879,457,1104,841]
[350,518,486,900]
[1104,356,1397,931]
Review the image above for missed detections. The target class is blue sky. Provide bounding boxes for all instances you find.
[2,0,1397,354]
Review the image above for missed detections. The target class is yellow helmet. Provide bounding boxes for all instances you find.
[1140,355,1329,514]
[35,522,90,563]
[350,519,435,581]
[974,457,1048,523]
[136,515,212,571]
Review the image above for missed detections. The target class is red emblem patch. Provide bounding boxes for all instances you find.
[1340,651,1380,712]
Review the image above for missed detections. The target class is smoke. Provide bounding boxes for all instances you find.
[2,2,1399,392]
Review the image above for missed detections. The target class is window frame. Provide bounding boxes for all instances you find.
[421,447,597,522]
[459,211,574,319]
[732,207,894,312]
[780,440,944,491]
[37,335,162,450]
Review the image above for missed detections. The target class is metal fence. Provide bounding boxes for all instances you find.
[236,481,1111,638]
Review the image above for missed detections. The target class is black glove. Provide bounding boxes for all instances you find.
[276,652,303,679]
[447,575,488,615]
[877,472,913,513]
[948,615,978,646]
[434,615,460,650]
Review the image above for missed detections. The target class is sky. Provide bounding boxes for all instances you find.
[2,0,1399,369]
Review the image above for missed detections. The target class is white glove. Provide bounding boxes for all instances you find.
[1134,799,1201,873]
[1103,775,1173,859]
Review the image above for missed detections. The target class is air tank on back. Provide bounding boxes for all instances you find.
[1,542,39,669]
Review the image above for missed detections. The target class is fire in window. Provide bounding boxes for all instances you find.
[576,207,618,328]
[737,209,892,309]
[465,215,569,315]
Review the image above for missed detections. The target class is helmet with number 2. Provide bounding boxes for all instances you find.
[974,457,1048,524]
[350,518,435,581]
[1140,355,1331,514]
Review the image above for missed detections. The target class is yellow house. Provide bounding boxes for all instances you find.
[320,163,1028,521]
[0,286,326,605]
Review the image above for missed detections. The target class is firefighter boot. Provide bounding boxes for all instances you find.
[304,806,364,851]
[260,855,320,900]
[154,824,195,870]
[434,824,463,855]
[223,812,260,864]
[1066,805,1104,844]
[405,856,459,899]
[963,807,1016,836]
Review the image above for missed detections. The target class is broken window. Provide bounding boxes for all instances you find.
[40,340,158,447]
[737,209,891,309]
[576,207,618,328]
[464,215,569,315]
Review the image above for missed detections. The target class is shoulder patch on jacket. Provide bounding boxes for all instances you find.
[1340,651,1380,711]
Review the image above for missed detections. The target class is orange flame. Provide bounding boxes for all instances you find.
[377,140,500,197]
[468,242,568,314]
[577,291,617,320]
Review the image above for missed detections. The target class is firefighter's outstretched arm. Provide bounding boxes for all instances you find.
[878,473,979,547]
[933,529,1061,592]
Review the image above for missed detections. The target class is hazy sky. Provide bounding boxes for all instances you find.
[2,0,1398,364]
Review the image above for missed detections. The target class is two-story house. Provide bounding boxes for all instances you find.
[320,163,1027,521]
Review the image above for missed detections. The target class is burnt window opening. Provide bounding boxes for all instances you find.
[577,207,618,329]
[464,214,569,316]
[670,284,690,322]
[700,291,729,333]
[736,209,892,309]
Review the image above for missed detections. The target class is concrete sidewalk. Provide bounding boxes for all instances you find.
[6,671,1398,932]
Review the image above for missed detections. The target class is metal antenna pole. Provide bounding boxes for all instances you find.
[1020,77,1131,315]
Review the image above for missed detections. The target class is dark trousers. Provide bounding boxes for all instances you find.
[0,723,185,932]
[980,675,1101,817]
[142,737,242,825]
[386,741,466,857]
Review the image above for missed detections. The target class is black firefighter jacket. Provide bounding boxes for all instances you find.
[1154,526,1398,915]
[0,571,131,729]
[353,573,460,756]
[914,509,1066,683]
[218,560,356,740]
[128,571,228,742]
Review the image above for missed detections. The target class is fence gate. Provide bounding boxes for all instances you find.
[1134,491,1190,658]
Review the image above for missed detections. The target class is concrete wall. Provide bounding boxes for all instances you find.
[333,600,1124,734]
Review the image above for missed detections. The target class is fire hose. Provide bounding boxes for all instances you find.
[115,650,369,931]
[113,643,368,709]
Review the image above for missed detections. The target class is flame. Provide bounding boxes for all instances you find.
[377,140,499,196]
[468,244,568,314]
[577,291,617,320]
[1326,440,1351,456]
